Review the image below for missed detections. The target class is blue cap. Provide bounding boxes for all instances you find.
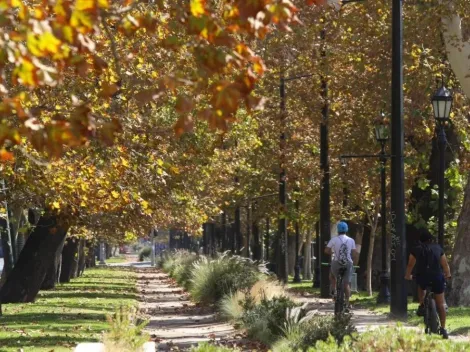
[337,221,348,234]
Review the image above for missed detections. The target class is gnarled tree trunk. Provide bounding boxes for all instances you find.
[449,173,470,306]
[41,236,66,290]
[60,237,79,283]
[0,214,70,303]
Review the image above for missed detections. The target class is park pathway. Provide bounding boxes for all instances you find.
[136,267,243,351]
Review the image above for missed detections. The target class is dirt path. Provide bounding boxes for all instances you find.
[136,268,238,351]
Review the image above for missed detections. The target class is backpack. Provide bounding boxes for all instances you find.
[337,237,349,266]
[417,244,440,276]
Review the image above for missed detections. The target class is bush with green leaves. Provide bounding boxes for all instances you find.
[311,326,468,352]
[241,295,298,345]
[189,252,267,304]
[273,311,356,352]
[138,246,152,261]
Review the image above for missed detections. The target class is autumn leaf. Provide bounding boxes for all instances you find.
[190,0,206,17]
[0,149,13,162]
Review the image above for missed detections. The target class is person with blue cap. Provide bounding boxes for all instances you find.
[324,221,359,308]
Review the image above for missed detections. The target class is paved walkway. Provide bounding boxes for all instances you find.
[292,293,395,333]
[114,260,468,349]
[136,268,238,351]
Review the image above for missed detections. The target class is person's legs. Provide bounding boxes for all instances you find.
[330,262,339,297]
[434,293,446,329]
[418,286,426,305]
[344,263,353,304]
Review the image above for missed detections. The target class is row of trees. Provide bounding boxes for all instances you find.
[0,0,470,306]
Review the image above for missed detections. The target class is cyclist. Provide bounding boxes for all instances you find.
[325,221,359,307]
[405,228,451,339]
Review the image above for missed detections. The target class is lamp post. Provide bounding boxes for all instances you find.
[376,111,391,304]
[431,83,453,249]
[340,112,392,305]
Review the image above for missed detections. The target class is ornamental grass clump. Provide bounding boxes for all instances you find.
[273,311,355,352]
[220,277,287,322]
[189,252,267,304]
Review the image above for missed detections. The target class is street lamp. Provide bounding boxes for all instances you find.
[376,111,391,304]
[431,83,453,249]
[339,111,393,305]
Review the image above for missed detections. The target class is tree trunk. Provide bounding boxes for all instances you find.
[77,239,86,277]
[41,236,66,290]
[85,242,96,268]
[366,226,376,297]
[449,173,470,306]
[0,218,14,283]
[0,215,70,303]
[303,229,313,280]
[287,234,296,276]
[60,237,79,283]
[252,218,262,261]
[442,11,470,99]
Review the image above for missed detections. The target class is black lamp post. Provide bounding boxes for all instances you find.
[431,83,453,249]
[340,112,393,305]
[376,111,391,304]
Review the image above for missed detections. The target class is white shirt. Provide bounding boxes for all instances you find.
[327,234,356,264]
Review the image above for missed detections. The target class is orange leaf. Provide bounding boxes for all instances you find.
[0,149,13,162]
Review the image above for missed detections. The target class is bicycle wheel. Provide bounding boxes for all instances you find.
[428,298,439,334]
[335,278,344,316]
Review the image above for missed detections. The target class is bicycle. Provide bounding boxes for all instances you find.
[322,263,359,316]
[423,284,440,335]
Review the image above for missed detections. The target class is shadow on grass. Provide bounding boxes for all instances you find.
[52,284,135,293]
[0,312,106,325]
[0,335,93,348]
[37,291,137,300]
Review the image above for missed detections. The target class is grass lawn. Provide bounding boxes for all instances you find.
[0,267,137,352]
[350,293,470,336]
[106,255,129,264]
[287,276,320,296]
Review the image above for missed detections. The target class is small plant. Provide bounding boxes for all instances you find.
[138,246,152,262]
[103,306,149,352]
[272,312,356,352]
[241,295,297,345]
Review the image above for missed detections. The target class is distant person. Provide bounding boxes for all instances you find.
[324,221,358,307]
[405,228,451,339]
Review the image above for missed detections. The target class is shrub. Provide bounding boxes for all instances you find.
[138,246,152,261]
[273,313,356,352]
[190,342,239,352]
[220,277,287,322]
[172,252,199,289]
[241,295,297,345]
[190,252,266,304]
[103,306,149,352]
[311,326,468,352]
